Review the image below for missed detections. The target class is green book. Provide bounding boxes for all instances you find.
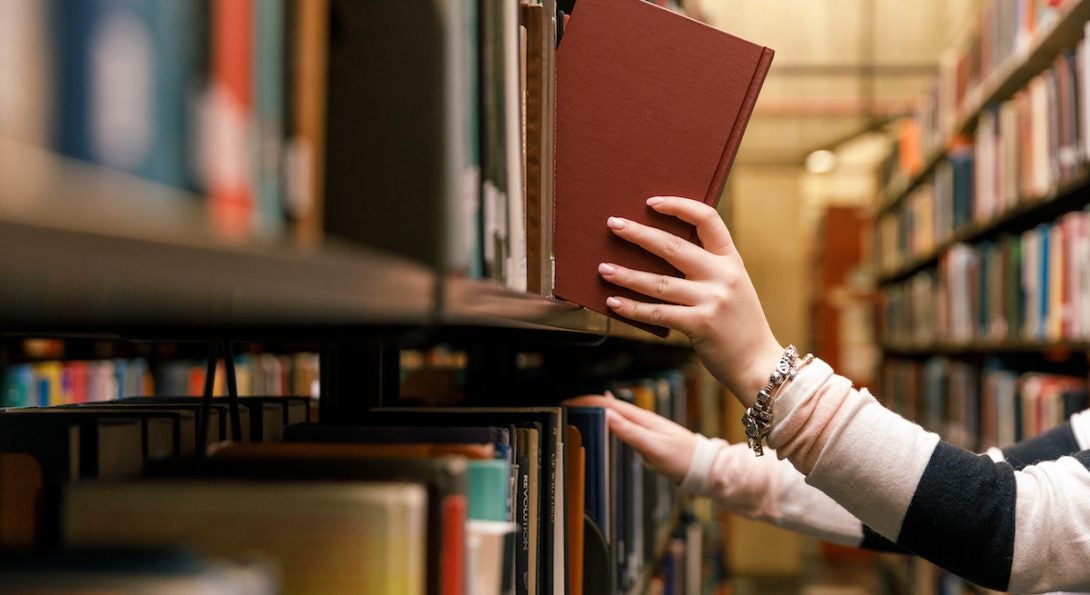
[468,459,511,522]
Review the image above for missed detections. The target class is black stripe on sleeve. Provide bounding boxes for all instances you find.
[1073,450,1090,471]
[897,442,1016,591]
[860,524,909,553]
[1002,423,1080,470]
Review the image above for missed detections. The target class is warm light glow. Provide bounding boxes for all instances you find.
[805,149,838,174]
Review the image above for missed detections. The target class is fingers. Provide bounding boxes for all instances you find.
[604,295,691,333]
[598,263,705,306]
[565,394,689,436]
[646,196,735,256]
[607,410,691,483]
[606,216,713,276]
[605,409,663,458]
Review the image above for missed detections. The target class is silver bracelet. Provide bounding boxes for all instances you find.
[742,345,814,456]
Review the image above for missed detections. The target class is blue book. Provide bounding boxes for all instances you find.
[566,406,608,538]
[949,150,975,230]
[54,0,198,189]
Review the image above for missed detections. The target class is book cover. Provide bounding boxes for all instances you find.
[565,406,607,539]
[65,480,428,595]
[553,0,773,335]
[372,407,565,595]
[156,446,470,595]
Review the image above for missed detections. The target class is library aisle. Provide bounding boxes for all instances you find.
[2,0,1089,594]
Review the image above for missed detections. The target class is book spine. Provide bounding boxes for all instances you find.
[516,454,530,595]
[703,47,774,208]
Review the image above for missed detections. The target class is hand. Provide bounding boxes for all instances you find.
[563,393,696,483]
[599,196,783,406]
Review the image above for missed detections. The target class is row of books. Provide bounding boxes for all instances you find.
[0,0,547,287]
[881,206,1090,345]
[1,352,320,407]
[880,0,1069,187]
[0,0,327,241]
[0,366,703,595]
[0,0,771,329]
[881,358,1089,451]
[0,395,313,547]
[645,520,704,595]
[877,23,1090,274]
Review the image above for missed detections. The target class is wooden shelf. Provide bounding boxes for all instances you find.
[882,340,1090,356]
[878,168,1090,285]
[876,0,1090,216]
[0,141,692,346]
[441,276,690,346]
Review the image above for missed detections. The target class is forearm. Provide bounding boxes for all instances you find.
[764,359,1090,593]
[681,436,901,550]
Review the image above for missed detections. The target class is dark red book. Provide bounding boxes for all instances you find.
[553,0,773,335]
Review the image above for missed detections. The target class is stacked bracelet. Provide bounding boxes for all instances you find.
[742,344,814,456]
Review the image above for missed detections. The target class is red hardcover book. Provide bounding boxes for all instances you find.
[553,0,773,335]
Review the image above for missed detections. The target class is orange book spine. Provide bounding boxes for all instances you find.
[441,495,467,595]
[210,0,254,238]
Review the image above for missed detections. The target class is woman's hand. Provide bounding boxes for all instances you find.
[599,196,783,406]
[564,393,696,483]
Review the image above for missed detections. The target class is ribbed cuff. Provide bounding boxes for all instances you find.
[681,434,727,495]
[767,358,835,446]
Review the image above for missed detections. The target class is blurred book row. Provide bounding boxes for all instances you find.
[882,357,1088,452]
[3,350,320,407]
[880,0,1072,190]
[0,363,722,595]
[0,0,557,292]
[882,207,1090,345]
[878,20,1090,274]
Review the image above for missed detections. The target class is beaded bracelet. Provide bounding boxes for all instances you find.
[742,344,814,456]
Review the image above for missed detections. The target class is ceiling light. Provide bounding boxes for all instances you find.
[805,149,838,174]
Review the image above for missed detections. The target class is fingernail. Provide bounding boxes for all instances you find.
[606,296,622,309]
[607,216,626,230]
[598,262,617,275]
[646,196,664,206]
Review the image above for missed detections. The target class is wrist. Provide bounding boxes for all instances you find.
[739,343,814,456]
[736,341,786,408]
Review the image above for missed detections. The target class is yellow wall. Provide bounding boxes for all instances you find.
[716,164,809,576]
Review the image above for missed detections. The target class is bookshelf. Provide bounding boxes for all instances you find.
[877,0,1090,214]
[0,141,690,347]
[872,2,1090,593]
[878,166,1090,284]
[0,1,713,593]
